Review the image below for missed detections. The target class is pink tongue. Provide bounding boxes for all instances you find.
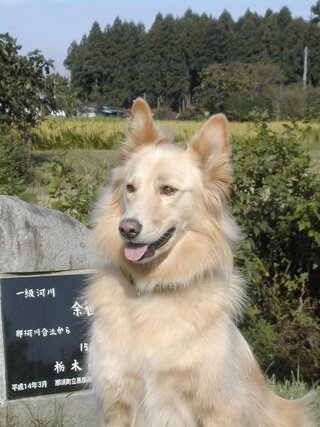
[124,243,148,261]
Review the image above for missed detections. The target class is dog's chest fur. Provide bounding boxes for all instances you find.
[87,267,238,402]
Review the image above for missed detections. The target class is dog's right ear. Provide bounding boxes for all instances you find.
[120,98,164,164]
[188,113,232,202]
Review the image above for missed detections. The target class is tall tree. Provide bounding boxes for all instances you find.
[306,15,320,86]
[196,62,284,118]
[144,13,189,109]
[0,33,56,193]
[196,63,251,113]
[236,9,264,62]
[215,10,237,62]
[0,33,55,132]
[277,6,292,30]
[176,10,210,103]
[280,18,307,83]
[64,7,320,111]
[102,18,146,107]
[311,1,320,23]
[64,36,88,100]
[258,10,281,62]
[74,21,106,104]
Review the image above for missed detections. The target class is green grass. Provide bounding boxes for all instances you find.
[32,148,117,186]
[268,375,319,424]
[0,399,66,427]
[28,149,117,208]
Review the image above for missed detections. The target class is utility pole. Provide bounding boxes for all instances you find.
[303,46,308,90]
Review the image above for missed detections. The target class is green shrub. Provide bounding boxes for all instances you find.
[0,131,31,195]
[177,108,205,121]
[153,106,176,120]
[41,158,99,225]
[232,122,320,382]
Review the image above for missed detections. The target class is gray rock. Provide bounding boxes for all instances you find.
[0,195,94,273]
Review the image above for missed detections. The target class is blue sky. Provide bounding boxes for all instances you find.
[0,0,316,75]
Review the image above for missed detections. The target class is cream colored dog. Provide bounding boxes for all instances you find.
[86,98,315,426]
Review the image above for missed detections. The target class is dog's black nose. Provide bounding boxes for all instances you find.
[119,218,142,240]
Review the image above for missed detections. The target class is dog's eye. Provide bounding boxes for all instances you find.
[160,185,177,196]
[126,184,135,193]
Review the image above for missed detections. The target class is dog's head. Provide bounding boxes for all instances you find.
[93,98,238,287]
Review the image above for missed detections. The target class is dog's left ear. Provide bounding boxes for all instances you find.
[120,98,165,163]
[188,114,232,200]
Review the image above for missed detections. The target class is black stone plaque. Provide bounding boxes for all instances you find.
[0,273,92,399]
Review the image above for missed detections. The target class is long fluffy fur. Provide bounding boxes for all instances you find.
[85,98,316,427]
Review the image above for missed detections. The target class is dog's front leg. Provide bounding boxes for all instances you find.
[100,375,143,427]
[134,402,198,427]
[103,400,131,427]
[134,375,198,427]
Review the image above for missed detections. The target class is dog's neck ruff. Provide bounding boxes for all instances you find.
[120,267,176,296]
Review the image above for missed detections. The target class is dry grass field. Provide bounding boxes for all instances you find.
[34,117,320,151]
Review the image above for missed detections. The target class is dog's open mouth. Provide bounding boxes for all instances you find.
[124,227,176,262]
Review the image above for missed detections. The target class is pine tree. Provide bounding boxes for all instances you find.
[144,13,189,109]
[311,1,320,23]
[236,9,264,62]
[277,6,292,30]
[307,15,320,86]
[83,21,106,105]
[280,18,307,83]
[64,7,319,111]
[64,23,106,104]
[176,10,209,105]
[102,18,146,107]
[258,10,281,62]
[215,10,237,62]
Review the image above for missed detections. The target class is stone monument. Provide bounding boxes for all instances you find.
[0,195,99,426]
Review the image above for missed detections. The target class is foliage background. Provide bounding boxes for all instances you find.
[0,2,319,394]
[10,118,319,384]
[64,6,320,120]
[231,122,320,381]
